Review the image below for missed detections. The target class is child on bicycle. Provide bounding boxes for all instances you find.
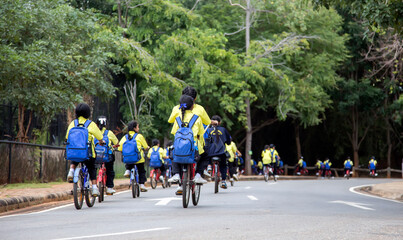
[147,139,167,184]
[322,158,332,178]
[226,140,241,181]
[368,156,378,176]
[205,115,232,189]
[315,159,323,176]
[344,156,353,177]
[95,116,119,195]
[118,120,149,192]
[169,94,206,193]
[66,103,105,197]
[269,144,280,178]
[296,156,306,175]
[261,145,271,175]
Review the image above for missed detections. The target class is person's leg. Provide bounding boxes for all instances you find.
[219,154,227,181]
[228,161,236,177]
[105,160,115,188]
[273,162,278,176]
[137,162,146,184]
[195,152,209,175]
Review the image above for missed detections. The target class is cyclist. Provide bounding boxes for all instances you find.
[226,140,242,181]
[296,156,306,175]
[344,156,353,177]
[368,156,378,176]
[205,115,232,189]
[257,160,263,175]
[118,120,149,192]
[322,157,332,178]
[315,159,323,176]
[261,145,271,175]
[251,159,257,175]
[168,94,206,192]
[95,116,119,195]
[268,144,280,178]
[66,103,105,197]
[147,139,167,185]
[164,140,173,169]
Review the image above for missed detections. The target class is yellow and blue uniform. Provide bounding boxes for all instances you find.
[344,159,353,169]
[118,131,149,164]
[147,146,165,164]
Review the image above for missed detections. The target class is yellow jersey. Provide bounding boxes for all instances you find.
[118,131,149,164]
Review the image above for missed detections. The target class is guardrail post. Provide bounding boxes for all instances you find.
[39,146,43,180]
[284,164,288,175]
[8,143,12,184]
[401,158,403,179]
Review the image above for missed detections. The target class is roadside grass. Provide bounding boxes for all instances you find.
[1,181,65,189]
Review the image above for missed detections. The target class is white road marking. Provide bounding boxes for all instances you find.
[268,182,278,185]
[51,227,171,240]
[147,197,181,205]
[245,186,251,189]
[349,185,403,204]
[248,195,258,201]
[329,200,375,210]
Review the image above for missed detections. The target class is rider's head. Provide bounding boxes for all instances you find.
[75,102,91,119]
[371,156,375,159]
[301,156,304,159]
[96,116,107,129]
[152,139,160,147]
[264,145,269,150]
[211,115,222,124]
[127,120,139,132]
[166,140,173,148]
[269,144,275,148]
[182,86,197,100]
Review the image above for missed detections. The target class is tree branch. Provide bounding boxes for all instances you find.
[228,0,246,11]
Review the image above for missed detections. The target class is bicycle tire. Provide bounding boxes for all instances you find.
[73,170,84,210]
[264,167,269,182]
[98,181,104,203]
[182,165,190,208]
[150,173,157,189]
[85,175,96,208]
[162,175,166,189]
[192,184,201,206]
[230,180,234,186]
[214,163,219,194]
[131,179,137,198]
[136,183,140,197]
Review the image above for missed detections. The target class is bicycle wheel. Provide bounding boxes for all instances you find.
[150,172,157,189]
[214,163,219,194]
[98,181,104,203]
[182,165,190,208]
[131,178,137,198]
[192,184,201,206]
[264,167,269,182]
[73,169,84,210]
[85,178,96,208]
[136,183,140,197]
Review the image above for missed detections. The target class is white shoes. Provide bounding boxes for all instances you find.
[168,173,180,183]
[124,170,130,178]
[203,169,211,178]
[194,173,207,184]
[159,175,164,181]
[140,184,148,192]
[233,174,239,181]
[106,188,116,195]
[92,186,100,197]
[67,169,74,183]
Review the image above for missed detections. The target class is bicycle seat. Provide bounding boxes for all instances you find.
[211,156,220,162]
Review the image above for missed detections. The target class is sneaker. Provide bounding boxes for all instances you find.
[194,173,207,184]
[375,173,378,176]
[124,170,130,178]
[207,165,212,171]
[344,174,347,177]
[175,186,183,195]
[106,188,116,195]
[159,175,164,182]
[275,175,279,178]
[168,173,180,183]
[203,169,211,178]
[230,178,234,182]
[67,169,74,183]
[92,187,100,197]
[220,181,227,189]
[233,174,239,181]
[140,184,148,192]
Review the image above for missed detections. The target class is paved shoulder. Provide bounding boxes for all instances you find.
[359,181,403,202]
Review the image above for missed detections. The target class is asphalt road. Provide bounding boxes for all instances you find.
[0,179,402,240]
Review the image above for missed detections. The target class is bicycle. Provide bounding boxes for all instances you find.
[345,169,352,180]
[165,165,172,188]
[150,168,165,189]
[369,169,377,178]
[263,164,277,182]
[130,165,140,198]
[97,162,107,202]
[212,156,221,193]
[181,163,201,208]
[73,162,96,209]
[324,169,332,179]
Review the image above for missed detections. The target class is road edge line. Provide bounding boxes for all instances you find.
[349,184,403,204]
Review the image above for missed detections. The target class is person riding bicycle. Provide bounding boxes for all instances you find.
[147,139,167,185]
[168,94,206,194]
[95,116,119,195]
[66,103,105,197]
[269,144,280,178]
[296,156,306,175]
[164,140,173,168]
[344,156,353,177]
[315,159,323,176]
[118,120,149,192]
[322,158,332,178]
[368,156,378,176]
[226,140,241,181]
[204,115,232,189]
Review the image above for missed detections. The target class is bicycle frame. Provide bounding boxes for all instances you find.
[97,163,107,185]
[130,165,139,186]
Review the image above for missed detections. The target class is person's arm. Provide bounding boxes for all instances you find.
[108,131,119,145]
[168,105,179,123]
[89,122,104,141]
[224,128,231,145]
[138,134,149,151]
[65,121,74,141]
[159,148,165,163]
[147,148,152,158]
[117,136,126,152]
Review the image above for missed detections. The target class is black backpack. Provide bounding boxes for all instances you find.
[205,126,226,157]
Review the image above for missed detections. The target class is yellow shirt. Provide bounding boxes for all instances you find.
[168,104,211,126]
[147,146,165,164]
[261,149,272,164]
[100,127,119,147]
[226,141,237,162]
[257,161,263,169]
[118,131,149,164]
[269,149,279,163]
[171,110,205,155]
[298,159,304,167]
[315,161,322,169]
[65,116,103,157]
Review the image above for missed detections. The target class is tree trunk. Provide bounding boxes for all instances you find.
[245,97,252,175]
[295,123,301,160]
[16,103,25,142]
[386,119,392,178]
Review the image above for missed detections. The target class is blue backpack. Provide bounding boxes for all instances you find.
[369,160,376,169]
[66,119,91,162]
[94,130,111,163]
[173,115,199,164]
[122,133,140,164]
[345,160,352,168]
[149,147,162,167]
[165,147,172,166]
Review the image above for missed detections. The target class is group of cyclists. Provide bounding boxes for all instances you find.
[65,86,243,198]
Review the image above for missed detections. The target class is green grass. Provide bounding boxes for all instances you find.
[2,181,64,189]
